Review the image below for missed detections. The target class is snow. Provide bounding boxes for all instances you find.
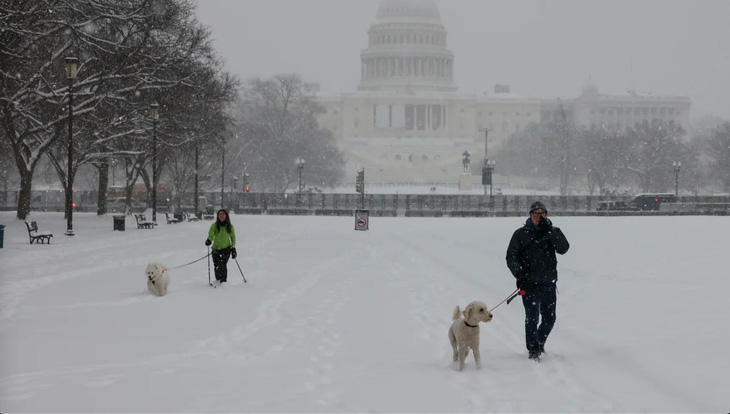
[0,211,727,412]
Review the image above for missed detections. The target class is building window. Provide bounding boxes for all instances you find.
[354,119,359,128]
[395,154,401,160]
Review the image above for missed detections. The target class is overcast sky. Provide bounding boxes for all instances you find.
[193,0,730,121]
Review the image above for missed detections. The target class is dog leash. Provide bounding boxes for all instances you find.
[167,252,212,270]
[490,288,522,312]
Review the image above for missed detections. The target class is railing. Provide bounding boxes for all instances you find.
[225,193,730,217]
[2,191,728,216]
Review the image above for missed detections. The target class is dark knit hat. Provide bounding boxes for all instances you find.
[529,201,548,214]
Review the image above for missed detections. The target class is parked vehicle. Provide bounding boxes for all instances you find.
[628,193,677,211]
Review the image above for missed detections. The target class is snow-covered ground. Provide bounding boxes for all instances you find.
[0,211,726,412]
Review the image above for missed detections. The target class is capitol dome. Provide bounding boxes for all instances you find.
[375,0,441,23]
[358,0,457,92]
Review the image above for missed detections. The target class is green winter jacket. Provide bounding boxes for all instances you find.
[207,222,236,251]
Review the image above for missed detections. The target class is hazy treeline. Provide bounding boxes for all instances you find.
[496,113,730,195]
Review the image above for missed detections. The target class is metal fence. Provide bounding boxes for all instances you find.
[226,193,730,217]
[3,190,728,216]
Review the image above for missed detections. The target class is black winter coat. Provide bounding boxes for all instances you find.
[506,218,570,286]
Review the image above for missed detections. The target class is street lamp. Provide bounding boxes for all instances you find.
[219,138,226,209]
[194,142,200,217]
[64,56,78,236]
[672,161,681,196]
[111,159,116,186]
[296,158,305,193]
[149,102,159,222]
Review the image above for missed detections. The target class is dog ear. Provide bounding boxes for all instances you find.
[464,303,473,320]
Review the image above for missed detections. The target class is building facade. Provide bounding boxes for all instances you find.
[316,0,690,186]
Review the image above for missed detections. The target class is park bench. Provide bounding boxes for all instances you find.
[134,214,156,229]
[25,220,54,244]
[165,212,181,224]
[184,212,200,222]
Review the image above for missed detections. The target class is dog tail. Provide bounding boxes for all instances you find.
[452,305,462,321]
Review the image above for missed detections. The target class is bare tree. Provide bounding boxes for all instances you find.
[582,125,628,195]
[622,120,685,192]
[705,121,730,193]
[232,74,344,192]
[1,0,234,219]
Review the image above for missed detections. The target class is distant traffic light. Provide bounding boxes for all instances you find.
[355,169,365,194]
[245,186,250,192]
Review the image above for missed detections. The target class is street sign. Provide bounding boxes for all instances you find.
[355,209,369,231]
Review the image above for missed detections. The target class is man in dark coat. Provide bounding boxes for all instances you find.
[506,201,570,361]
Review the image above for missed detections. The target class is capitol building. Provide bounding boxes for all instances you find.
[315,0,690,186]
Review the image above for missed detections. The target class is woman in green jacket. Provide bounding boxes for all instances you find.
[205,209,236,284]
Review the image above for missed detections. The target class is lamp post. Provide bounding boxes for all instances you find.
[64,56,78,236]
[149,102,159,222]
[111,159,116,186]
[194,143,199,217]
[485,159,496,196]
[296,158,305,193]
[672,161,681,196]
[220,138,225,209]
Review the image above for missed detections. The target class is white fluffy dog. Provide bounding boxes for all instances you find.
[146,263,169,296]
[448,301,493,371]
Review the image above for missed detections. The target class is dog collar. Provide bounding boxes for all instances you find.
[464,321,478,328]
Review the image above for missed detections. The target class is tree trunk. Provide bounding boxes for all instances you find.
[140,168,151,206]
[16,168,33,220]
[97,161,109,215]
[1,168,7,206]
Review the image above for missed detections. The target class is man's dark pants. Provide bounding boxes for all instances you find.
[212,247,231,282]
[521,284,557,353]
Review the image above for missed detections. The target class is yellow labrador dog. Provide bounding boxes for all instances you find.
[146,263,169,296]
[448,301,493,371]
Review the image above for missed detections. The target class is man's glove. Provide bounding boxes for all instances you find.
[539,217,553,231]
[231,247,237,259]
[516,271,527,289]
[205,239,212,246]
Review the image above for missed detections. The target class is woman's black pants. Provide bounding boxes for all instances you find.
[212,247,231,282]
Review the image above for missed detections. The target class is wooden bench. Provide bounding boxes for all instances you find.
[134,214,156,229]
[184,212,200,222]
[165,212,182,224]
[25,220,53,244]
